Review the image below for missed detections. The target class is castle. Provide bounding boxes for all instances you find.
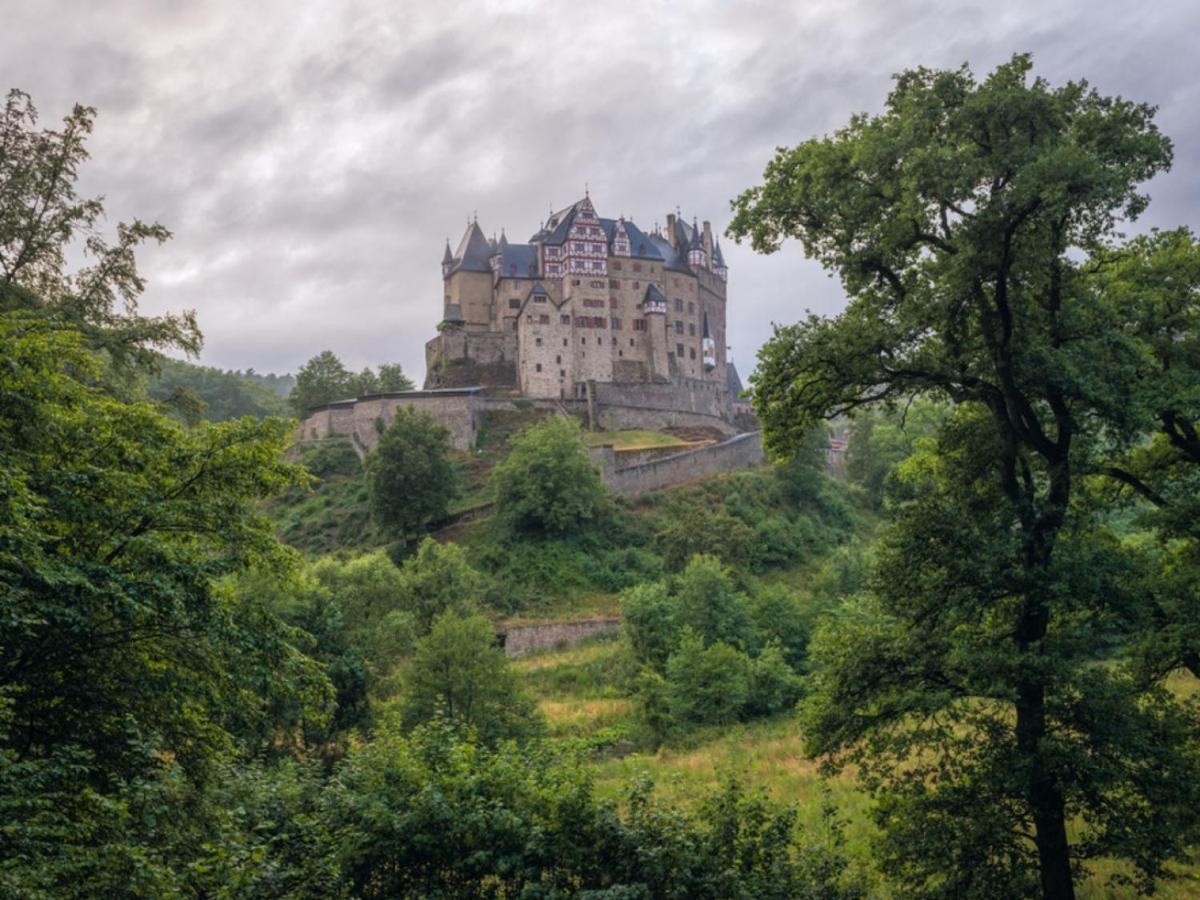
[296,193,758,480]
[425,194,732,404]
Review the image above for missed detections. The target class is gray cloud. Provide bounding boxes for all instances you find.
[3,0,1199,379]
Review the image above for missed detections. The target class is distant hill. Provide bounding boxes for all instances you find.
[148,357,294,421]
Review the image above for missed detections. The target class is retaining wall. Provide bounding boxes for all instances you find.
[596,431,764,497]
[589,378,734,435]
[499,618,621,658]
[296,389,484,452]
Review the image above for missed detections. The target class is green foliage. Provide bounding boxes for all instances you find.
[0,89,198,376]
[312,551,418,694]
[666,631,752,727]
[655,504,755,571]
[325,721,862,899]
[844,401,947,508]
[365,407,458,542]
[402,612,543,745]
[620,581,679,672]
[146,355,290,422]
[288,350,414,414]
[731,53,1200,896]
[0,315,336,895]
[748,586,813,669]
[490,415,607,533]
[745,642,804,717]
[674,554,755,650]
[394,536,484,634]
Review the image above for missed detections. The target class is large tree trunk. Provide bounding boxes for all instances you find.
[1016,678,1075,900]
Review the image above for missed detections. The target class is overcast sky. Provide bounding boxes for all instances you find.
[3,0,1199,380]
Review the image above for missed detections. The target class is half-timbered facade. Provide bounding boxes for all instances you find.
[427,194,730,402]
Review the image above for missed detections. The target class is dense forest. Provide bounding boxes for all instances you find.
[2,52,1199,900]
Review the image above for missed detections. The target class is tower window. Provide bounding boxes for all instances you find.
[509,298,520,308]
[535,363,542,372]
[535,337,542,346]
[676,343,684,357]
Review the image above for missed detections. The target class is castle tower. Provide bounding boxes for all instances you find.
[642,284,670,381]
[701,312,716,372]
[687,218,706,270]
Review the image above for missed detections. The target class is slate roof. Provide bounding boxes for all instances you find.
[726,361,745,397]
[495,243,539,278]
[442,241,453,264]
[712,237,726,267]
[643,284,667,305]
[448,222,493,274]
[599,218,663,260]
[649,233,691,273]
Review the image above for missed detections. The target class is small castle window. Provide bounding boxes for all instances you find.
[560,369,566,377]
[561,314,570,324]
[556,355,562,364]
[509,298,520,308]
[618,350,623,357]
[536,363,542,372]
[511,320,518,331]
[675,321,684,334]
[674,298,683,312]
[609,279,619,289]
[688,301,695,314]
[633,262,643,272]
[676,343,684,357]
[612,261,622,271]
[689,323,696,336]
[563,338,568,346]
[540,314,550,324]
[633,281,640,290]
[572,278,581,285]
[535,337,543,346]
[689,347,697,359]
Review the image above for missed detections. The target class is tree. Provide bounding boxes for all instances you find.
[396,537,483,634]
[289,350,355,413]
[0,316,332,893]
[365,407,457,542]
[729,55,1200,898]
[620,580,680,672]
[0,90,198,376]
[654,505,755,571]
[401,612,542,745]
[490,415,607,533]
[373,362,414,393]
[665,630,752,726]
[674,554,755,650]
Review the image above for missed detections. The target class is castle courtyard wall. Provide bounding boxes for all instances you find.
[297,389,483,452]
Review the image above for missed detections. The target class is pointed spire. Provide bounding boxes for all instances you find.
[690,217,704,250]
[702,311,712,339]
[442,239,453,264]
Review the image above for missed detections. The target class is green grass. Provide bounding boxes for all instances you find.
[582,429,691,451]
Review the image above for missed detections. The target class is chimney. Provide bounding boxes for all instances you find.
[702,220,713,267]
[666,212,677,248]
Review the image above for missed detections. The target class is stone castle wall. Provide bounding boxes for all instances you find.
[589,378,734,434]
[592,431,764,497]
[499,618,621,658]
[297,389,484,453]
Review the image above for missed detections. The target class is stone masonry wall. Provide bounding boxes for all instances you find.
[499,618,621,658]
[598,431,764,497]
[297,389,483,452]
[590,378,733,434]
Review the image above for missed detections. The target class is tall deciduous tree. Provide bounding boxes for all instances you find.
[730,54,1200,899]
[491,416,607,533]
[0,89,198,370]
[365,408,458,543]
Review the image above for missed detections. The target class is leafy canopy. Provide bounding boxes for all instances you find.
[730,53,1200,899]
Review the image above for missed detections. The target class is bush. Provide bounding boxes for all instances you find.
[745,642,803,716]
[365,408,457,541]
[666,631,752,726]
[401,612,543,745]
[674,554,755,650]
[620,581,679,672]
[655,505,755,571]
[490,416,607,533]
[395,537,484,634]
[747,585,812,668]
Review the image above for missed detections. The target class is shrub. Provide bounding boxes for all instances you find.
[490,416,607,533]
[666,630,752,726]
[674,554,755,650]
[747,585,812,668]
[365,408,457,541]
[395,537,484,633]
[745,642,803,716]
[401,612,543,745]
[621,581,679,672]
[655,505,755,571]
